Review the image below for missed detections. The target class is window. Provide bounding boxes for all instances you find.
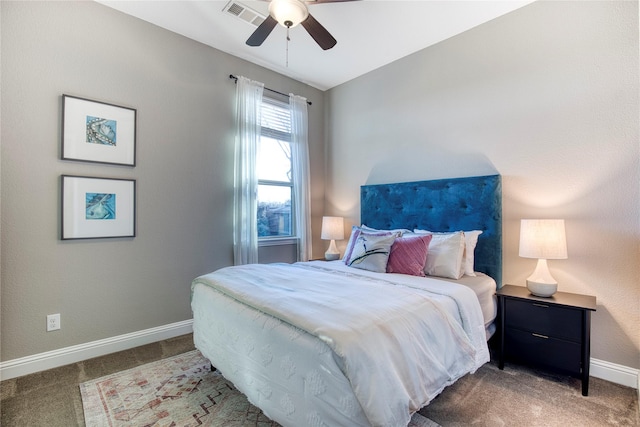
[257,97,294,239]
[234,75,310,264]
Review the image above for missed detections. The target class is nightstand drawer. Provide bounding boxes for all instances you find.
[505,328,582,374]
[505,299,582,342]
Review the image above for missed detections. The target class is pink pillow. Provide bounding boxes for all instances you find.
[386,235,433,276]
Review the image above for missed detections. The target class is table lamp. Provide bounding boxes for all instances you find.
[321,216,344,261]
[519,219,568,297]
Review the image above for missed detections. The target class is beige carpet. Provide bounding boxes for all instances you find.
[419,360,639,426]
[80,350,439,426]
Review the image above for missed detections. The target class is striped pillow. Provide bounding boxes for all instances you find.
[386,234,433,276]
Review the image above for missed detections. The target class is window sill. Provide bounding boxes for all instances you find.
[258,237,299,247]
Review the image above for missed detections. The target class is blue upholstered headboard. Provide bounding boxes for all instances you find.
[360,174,502,288]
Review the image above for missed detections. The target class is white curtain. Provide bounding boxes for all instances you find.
[233,76,264,265]
[289,94,312,262]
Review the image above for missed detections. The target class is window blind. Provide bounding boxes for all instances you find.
[261,97,291,142]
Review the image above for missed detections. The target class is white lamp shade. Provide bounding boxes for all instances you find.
[519,219,568,260]
[321,216,344,241]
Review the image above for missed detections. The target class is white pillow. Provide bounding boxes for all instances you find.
[360,224,412,236]
[345,233,397,273]
[413,230,465,279]
[462,230,482,277]
[414,229,483,277]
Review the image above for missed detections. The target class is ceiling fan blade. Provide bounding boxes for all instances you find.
[301,13,337,50]
[246,15,278,46]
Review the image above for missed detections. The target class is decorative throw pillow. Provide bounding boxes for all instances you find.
[343,227,394,265]
[462,230,483,276]
[342,225,361,263]
[386,234,433,276]
[360,224,412,236]
[414,230,465,279]
[346,233,397,273]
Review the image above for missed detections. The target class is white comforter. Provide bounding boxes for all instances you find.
[191,261,489,426]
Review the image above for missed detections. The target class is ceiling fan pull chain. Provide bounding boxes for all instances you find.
[286,26,290,68]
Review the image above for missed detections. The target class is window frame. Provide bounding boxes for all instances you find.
[257,96,297,244]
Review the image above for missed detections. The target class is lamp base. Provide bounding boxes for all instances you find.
[527,280,557,297]
[525,258,558,297]
[324,252,340,261]
[324,239,340,261]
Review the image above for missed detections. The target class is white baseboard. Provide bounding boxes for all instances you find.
[0,319,193,381]
[590,357,639,389]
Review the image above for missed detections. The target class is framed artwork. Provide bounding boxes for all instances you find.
[61,175,136,240]
[62,94,136,166]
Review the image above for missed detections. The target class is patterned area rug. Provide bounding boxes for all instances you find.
[80,350,440,426]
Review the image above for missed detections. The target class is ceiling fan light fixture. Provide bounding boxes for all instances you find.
[269,0,309,28]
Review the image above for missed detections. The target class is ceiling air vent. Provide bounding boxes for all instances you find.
[223,1,266,27]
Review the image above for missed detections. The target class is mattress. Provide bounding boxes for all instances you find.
[436,270,498,338]
[191,261,493,427]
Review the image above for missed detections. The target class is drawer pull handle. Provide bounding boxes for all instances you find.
[532,333,549,339]
[532,303,549,308]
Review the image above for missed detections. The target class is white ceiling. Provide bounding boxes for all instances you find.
[97,0,534,91]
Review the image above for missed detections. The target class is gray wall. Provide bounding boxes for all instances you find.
[0,1,325,361]
[326,1,639,369]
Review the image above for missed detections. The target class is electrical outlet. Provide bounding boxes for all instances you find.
[47,313,60,332]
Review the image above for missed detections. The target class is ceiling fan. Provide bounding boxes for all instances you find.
[246,0,355,50]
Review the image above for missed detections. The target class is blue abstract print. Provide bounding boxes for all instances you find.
[86,193,116,220]
[86,116,117,146]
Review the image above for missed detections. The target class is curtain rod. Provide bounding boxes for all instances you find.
[229,74,312,106]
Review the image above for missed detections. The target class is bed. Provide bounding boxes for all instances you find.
[191,174,502,427]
